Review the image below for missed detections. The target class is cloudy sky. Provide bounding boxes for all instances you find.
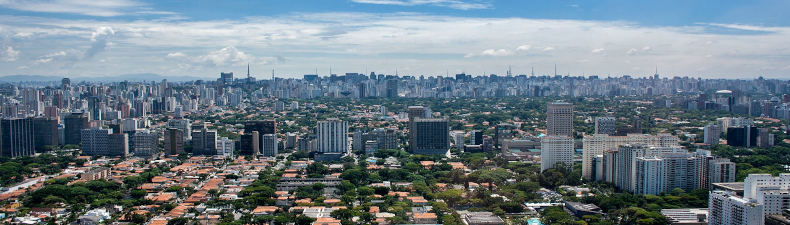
[0,0,789,79]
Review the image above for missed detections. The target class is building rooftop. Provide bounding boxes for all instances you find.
[661,208,708,223]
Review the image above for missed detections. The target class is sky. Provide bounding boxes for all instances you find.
[0,0,789,79]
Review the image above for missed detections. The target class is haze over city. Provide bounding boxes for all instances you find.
[1,0,790,79]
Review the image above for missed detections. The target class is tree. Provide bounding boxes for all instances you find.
[330,208,355,221]
[437,189,465,207]
[294,215,316,225]
[167,218,189,225]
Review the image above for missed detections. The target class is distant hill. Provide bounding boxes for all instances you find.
[0,73,213,83]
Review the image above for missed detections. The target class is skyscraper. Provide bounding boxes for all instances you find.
[540,135,574,172]
[703,123,721,145]
[594,117,616,136]
[132,130,159,158]
[191,129,217,155]
[547,102,574,137]
[1,118,35,158]
[386,79,398,98]
[261,134,278,157]
[316,118,348,154]
[164,128,184,155]
[708,191,764,225]
[240,131,259,156]
[412,118,450,155]
[81,127,128,157]
[64,112,89,145]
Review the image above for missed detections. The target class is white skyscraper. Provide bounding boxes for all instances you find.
[261,134,278,157]
[634,156,664,195]
[540,135,574,172]
[316,118,348,153]
[217,137,234,157]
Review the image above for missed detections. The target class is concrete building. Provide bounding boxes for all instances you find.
[411,118,449,155]
[709,190,764,225]
[547,102,574,137]
[703,123,721,145]
[240,131,259,156]
[217,137,233,157]
[132,130,158,157]
[582,133,679,179]
[81,127,128,157]
[316,118,347,160]
[167,118,191,140]
[594,117,616,136]
[660,208,708,225]
[634,156,665,195]
[540,135,574,172]
[261,134,278,157]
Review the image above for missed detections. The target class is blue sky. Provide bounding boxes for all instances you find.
[0,0,789,79]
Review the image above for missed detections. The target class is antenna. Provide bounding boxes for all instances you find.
[396,68,398,76]
[531,67,534,76]
[554,62,557,76]
[247,63,250,78]
[330,66,332,75]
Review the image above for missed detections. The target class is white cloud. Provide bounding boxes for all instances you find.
[543,46,555,51]
[642,46,651,51]
[626,48,638,55]
[0,0,168,17]
[45,51,66,58]
[516,45,531,51]
[2,46,19,61]
[167,52,187,58]
[84,27,114,59]
[480,49,513,56]
[591,48,604,53]
[350,0,492,10]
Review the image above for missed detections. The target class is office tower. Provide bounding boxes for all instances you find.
[386,79,398,98]
[122,118,138,132]
[240,131,259,156]
[540,135,574,172]
[547,102,574,137]
[32,117,58,151]
[408,106,426,150]
[108,123,123,134]
[703,123,721,145]
[0,118,35,158]
[261,134,278,156]
[220,72,233,84]
[164,128,184,155]
[244,120,276,135]
[709,190,764,225]
[634,156,664,195]
[64,112,89,145]
[632,116,643,134]
[61,78,70,88]
[132,130,159,158]
[494,123,516,150]
[191,129,217,155]
[582,133,679,179]
[217,137,233,157]
[274,101,285,112]
[469,130,483,145]
[380,106,387,115]
[727,126,759,147]
[316,118,348,153]
[81,128,128,157]
[167,117,191,140]
[411,118,450,155]
[285,133,297,149]
[615,144,651,192]
[594,117,616,136]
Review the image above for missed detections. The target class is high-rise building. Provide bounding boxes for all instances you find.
[164,128,184,155]
[132,130,159,158]
[540,135,574,172]
[217,137,233,157]
[408,106,426,150]
[634,156,664,195]
[547,102,574,137]
[220,72,233,84]
[709,158,736,188]
[412,118,449,155]
[81,127,128,157]
[191,129,217,155]
[386,79,398,98]
[316,118,348,154]
[594,117,616,136]
[32,117,58,151]
[582,133,679,179]
[261,134,278,157]
[704,123,721,145]
[167,118,191,140]
[240,131,259,156]
[0,118,35,158]
[708,190,764,225]
[727,126,759,147]
[64,112,89,145]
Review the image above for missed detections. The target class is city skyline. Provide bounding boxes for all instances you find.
[1,1,790,79]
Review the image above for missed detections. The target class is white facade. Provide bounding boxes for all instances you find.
[540,135,574,172]
[709,191,764,225]
[167,118,191,140]
[634,156,664,195]
[582,133,679,179]
[743,174,790,216]
[261,134,278,157]
[132,129,158,157]
[216,137,233,157]
[316,118,348,153]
